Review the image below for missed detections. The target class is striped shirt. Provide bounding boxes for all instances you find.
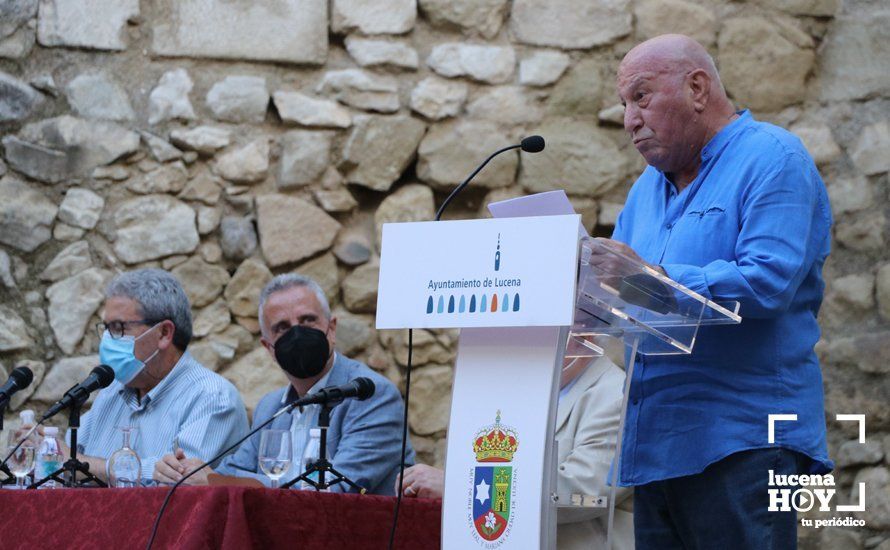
[69,351,249,480]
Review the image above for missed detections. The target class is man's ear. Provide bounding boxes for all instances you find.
[260,336,275,358]
[687,69,711,112]
[158,320,176,350]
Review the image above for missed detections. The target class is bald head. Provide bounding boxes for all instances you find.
[620,34,725,99]
[617,34,737,188]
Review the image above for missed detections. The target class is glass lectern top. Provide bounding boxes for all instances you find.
[569,237,741,357]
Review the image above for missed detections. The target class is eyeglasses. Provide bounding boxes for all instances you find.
[96,319,157,340]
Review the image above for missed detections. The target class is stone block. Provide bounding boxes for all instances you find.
[427,43,515,84]
[171,256,230,308]
[331,0,416,35]
[148,69,196,125]
[418,0,507,39]
[520,119,627,198]
[634,0,716,46]
[46,268,110,354]
[65,72,134,121]
[213,140,270,184]
[40,240,91,283]
[169,125,231,155]
[58,188,104,230]
[278,130,332,189]
[224,258,273,319]
[341,115,426,192]
[519,50,571,87]
[273,91,352,128]
[850,120,890,176]
[0,176,58,252]
[417,120,518,190]
[0,70,43,122]
[256,194,341,267]
[718,17,814,112]
[113,195,199,264]
[206,75,269,123]
[344,36,418,69]
[152,0,327,65]
[511,0,631,49]
[374,184,434,251]
[409,77,467,120]
[819,13,890,102]
[317,69,400,113]
[37,0,138,51]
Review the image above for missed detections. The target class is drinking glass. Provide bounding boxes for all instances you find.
[258,429,292,489]
[106,427,141,488]
[6,431,36,490]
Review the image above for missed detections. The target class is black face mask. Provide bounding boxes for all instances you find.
[274,325,331,379]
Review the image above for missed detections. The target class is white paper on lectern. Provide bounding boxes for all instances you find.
[375,214,580,330]
[487,189,589,239]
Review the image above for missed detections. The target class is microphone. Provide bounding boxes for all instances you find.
[40,365,115,422]
[290,377,376,409]
[0,366,34,409]
[146,376,375,549]
[434,135,546,221]
[520,134,545,153]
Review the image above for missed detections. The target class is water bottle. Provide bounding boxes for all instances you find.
[34,427,64,489]
[300,428,325,491]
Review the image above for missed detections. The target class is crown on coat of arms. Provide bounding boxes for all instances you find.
[473,410,519,463]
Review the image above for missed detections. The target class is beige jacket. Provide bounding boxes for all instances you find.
[556,356,634,550]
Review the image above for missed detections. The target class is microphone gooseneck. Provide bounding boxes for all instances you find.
[434,135,546,221]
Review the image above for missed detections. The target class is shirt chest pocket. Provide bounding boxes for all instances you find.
[686,205,726,219]
[667,205,737,262]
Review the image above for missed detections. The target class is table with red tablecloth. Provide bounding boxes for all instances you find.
[0,486,441,549]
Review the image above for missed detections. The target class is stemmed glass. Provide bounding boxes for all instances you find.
[6,430,36,490]
[258,429,292,489]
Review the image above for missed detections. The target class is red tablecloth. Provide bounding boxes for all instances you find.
[0,486,441,550]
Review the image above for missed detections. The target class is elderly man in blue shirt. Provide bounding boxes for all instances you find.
[154,274,414,495]
[54,269,249,483]
[593,34,834,548]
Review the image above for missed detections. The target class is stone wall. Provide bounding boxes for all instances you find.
[0,0,887,546]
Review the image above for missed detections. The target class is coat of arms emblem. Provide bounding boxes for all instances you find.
[469,411,518,544]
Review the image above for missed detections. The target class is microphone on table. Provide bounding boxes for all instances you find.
[40,365,115,422]
[0,366,34,409]
[278,377,375,414]
[434,135,546,221]
[146,376,377,550]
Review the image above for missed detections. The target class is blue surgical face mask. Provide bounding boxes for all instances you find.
[99,324,160,384]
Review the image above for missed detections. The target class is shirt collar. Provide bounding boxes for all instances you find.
[700,109,751,162]
[119,351,193,411]
[280,352,338,406]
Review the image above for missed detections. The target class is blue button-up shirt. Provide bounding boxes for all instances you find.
[612,110,834,486]
[71,351,249,480]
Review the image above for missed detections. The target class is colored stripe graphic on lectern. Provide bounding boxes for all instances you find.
[425,294,520,314]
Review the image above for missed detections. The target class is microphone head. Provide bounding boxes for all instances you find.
[353,377,376,401]
[92,365,116,388]
[520,135,545,153]
[9,366,34,389]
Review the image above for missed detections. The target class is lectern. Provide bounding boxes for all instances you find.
[376,198,741,550]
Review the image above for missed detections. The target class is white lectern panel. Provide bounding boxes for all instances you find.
[442,326,566,550]
[376,215,580,330]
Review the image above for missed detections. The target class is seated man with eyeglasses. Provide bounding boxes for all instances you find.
[46,269,249,484]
